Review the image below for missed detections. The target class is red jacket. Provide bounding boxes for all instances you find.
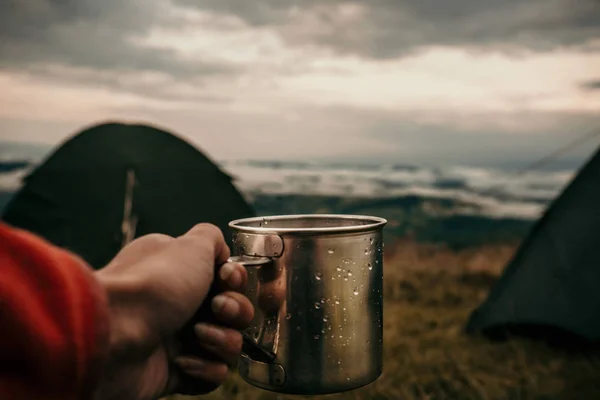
[0,222,110,399]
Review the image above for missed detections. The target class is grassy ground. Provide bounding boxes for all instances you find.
[170,240,600,400]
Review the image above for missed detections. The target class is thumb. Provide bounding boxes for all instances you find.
[180,223,231,266]
[152,224,230,334]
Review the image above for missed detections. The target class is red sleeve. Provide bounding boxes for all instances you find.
[0,222,110,400]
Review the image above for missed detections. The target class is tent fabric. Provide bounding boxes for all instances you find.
[2,122,255,269]
[466,146,600,343]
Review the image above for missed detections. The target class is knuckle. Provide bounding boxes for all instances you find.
[144,233,174,244]
[184,224,228,258]
[190,223,224,240]
[175,234,205,249]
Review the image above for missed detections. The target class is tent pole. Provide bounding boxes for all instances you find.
[121,169,138,247]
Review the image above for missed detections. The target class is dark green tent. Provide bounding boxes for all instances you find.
[1,121,255,269]
[466,146,600,343]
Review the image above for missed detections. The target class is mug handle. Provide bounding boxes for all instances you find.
[227,255,278,363]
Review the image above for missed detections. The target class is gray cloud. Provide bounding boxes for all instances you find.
[2,0,597,79]
[0,0,598,105]
[0,0,236,78]
[21,64,234,104]
[177,0,600,59]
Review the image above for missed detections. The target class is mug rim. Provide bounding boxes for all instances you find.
[228,214,387,234]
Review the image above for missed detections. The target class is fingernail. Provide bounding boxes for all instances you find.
[175,356,205,371]
[212,295,240,318]
[195,323,226,345]
[220,263,242,288]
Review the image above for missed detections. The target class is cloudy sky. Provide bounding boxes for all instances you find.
[0,0,599,167]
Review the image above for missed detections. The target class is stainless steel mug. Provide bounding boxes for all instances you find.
[227,214,387,395]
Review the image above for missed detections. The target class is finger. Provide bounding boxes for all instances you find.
[194,323,243,366]
[211,292,254,329]
[183,223,231,264]
[175,356,229,386]
[217,262,248,292]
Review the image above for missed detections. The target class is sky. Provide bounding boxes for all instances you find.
[0,0,599,168]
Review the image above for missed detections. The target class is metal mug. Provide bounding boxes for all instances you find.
[227,214,387,395]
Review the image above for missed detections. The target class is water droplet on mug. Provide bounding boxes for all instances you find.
[364,248,369,255]
[314,302,321,309]
[323,316,328,322]
[314,334,320,340]
[344,276,348,281]
[328,248,335,254]
[315,272,323,280]
[335,299,340,305]
[367,262,373,271]
[321,298,325,303]
[285,313,292,320]
[353,288,359,295]
[336,266,342,272]
[347,270,353,276]
[370,238,374,244]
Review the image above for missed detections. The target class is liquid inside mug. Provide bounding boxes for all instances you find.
[227,214,387,395]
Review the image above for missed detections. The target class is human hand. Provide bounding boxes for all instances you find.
[93,223,254,400]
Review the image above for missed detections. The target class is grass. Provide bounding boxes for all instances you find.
[169,240,600,400]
